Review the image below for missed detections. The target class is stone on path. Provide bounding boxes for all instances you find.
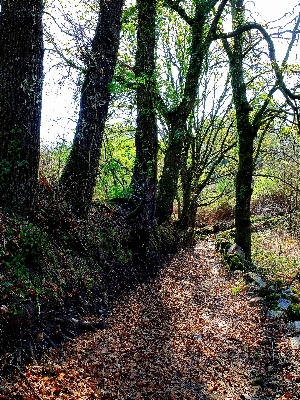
[277,297,291,310]
[290,336,300,349]
[246,272,267,289]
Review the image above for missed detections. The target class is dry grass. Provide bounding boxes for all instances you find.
[252,227,300,291]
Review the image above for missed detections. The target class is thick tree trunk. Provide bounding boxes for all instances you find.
[0,0,44,216]
[59,0,124,217]
[131,0,158,228]
[179,198,198,230]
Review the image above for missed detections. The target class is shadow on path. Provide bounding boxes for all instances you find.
[3,238,300,399]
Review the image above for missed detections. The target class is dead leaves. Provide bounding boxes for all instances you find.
[2,238,300,399]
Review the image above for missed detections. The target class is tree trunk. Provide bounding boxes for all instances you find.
[156,121,186,224]
[156,6,205,223]
[59,0,124,217]
[131,0,158,228]
[156,1,228,224]
[235,129,254,260]
[225,0,256,260]
[175,133,194,230]
[0,0,44,217]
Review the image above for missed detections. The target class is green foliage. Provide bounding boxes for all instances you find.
[264,291,281,310]
[287,303,300,320]
[215,230,247,271]
[215,237,232,254]
[39,141,71,182]
[97,226,132,265]
[0,128,26,191]
[215,229,235,252]
[2,222,46,277]
[95,124,135,201]
[0,221,49,314]
[226,253,245,271]
[252,228,300,283]
[231,280,245,294]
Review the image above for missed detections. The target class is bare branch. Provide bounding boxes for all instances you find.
[162,0,193,26]
[207,0,229,43]
[216,20,300,100]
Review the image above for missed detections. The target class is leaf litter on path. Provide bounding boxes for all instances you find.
[3,238,300,399]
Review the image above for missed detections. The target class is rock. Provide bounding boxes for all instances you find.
[233,270,243,277]
[246,272,267,289]
[193,333,202,342]
[281,288,294,296]
[227,243,245,260]
[287,321,300,332]
[249,297,263,306]
[290,336,300,349]
[277,297,291,310]
[267,310,283,318]
[0,305,9,313]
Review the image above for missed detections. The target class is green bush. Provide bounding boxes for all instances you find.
[286,303,300,321]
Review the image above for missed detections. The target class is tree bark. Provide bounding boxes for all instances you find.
[59,0,124,217]
[224,0,256,260]
[0,0,44,216]
[156,121,187,224]
[130,0,158,228]
[156,0,229,224]
[156,5,205,224]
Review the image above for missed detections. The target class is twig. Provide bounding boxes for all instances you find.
[271,338,275,362]
[8,364,45,400]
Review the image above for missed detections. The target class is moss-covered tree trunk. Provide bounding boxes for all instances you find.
[224,0,256,260]
[156,122,186,224]
[235,127,254,260]
[59,0,124,217]
[0,0,44,216]
[131,0,158,228]
[156,4,205,224]
[156,0,229,224]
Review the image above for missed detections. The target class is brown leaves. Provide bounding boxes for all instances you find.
[2,238,300,399]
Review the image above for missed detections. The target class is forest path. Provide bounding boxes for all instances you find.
[4,238,299,399]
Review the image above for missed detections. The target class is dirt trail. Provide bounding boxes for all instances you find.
[3,238,300,399]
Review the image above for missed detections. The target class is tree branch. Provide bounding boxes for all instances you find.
[162,0,193,26]
[207,0,229,43]
[215,21,300,100]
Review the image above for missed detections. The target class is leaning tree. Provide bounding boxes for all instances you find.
[59,0,124,216]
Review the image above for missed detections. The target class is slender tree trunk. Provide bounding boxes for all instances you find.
[224,0,256,260]
[0,0,44,217]
[131,0,158,228]
[176,134,194,230]
[156,0,228,223]
[156,6,205,223]
[59,0,124,217]
[156,121,186,224]
[155,4,205,224]
[235,127,254,259]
